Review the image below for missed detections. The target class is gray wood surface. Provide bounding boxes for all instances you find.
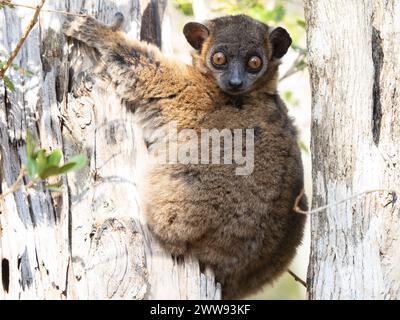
[0,0,220,300]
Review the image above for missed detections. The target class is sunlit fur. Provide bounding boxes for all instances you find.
[63,14,306,299]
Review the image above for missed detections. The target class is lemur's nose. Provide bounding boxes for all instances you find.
[229,78,243,88]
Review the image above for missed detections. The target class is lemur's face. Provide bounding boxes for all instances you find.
[184,15,292,96]
[204,40,268,95]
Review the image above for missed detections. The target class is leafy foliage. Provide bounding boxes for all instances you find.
[0,2,87,196]
[174,0,194,16]
[1,58,34,92]
[26,130,87,185]
[298,139,309,154]
[11,62,34,76]
[211,0,305,51]
[283,90,300,107]
[2,75,15,91]
[1,2,35,91]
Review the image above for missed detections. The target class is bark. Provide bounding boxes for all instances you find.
[304,0,400,299]
[0,0,220,300]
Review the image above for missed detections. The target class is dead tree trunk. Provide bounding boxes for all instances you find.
[0,0,220,300]
[304,0,400,299]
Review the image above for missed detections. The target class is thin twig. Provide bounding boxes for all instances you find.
[24,180,37,191]
[3,1,95,17]
[0,166,26,201]
[0,0,46,80]
[288,269,307,288]
[293,187,305,213]
[0,166,39,202]
[293,189,398,215]
[280,51,305,81]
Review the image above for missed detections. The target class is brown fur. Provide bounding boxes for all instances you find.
[63,14,307,299]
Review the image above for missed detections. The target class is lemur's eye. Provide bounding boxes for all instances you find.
[247,56,262,71]
[212,52,226,66]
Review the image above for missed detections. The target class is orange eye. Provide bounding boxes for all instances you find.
[248,56,262,70]
[212,52,226,66]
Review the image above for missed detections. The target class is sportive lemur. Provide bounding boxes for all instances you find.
[63,13,307,299]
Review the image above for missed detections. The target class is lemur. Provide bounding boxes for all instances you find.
[63,13,307,299]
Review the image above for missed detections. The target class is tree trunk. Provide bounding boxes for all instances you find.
[0,0,220,300]
[304,0,400,299]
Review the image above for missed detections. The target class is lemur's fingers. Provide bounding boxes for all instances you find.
[62,15,111,48]
[79,9,89,15]
[111,12,124,31]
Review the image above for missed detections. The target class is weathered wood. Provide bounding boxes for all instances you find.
[304,0,400,299]
[0,0,220,300]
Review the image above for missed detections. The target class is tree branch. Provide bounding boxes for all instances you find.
[2,1,94,17]
[0,166,26,201]
[279,51,306,82]
[293,188,398,215]
[0,0,45,80]
[0,165,40,202]
[288,269,307,288]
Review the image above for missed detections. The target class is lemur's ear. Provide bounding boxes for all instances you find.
[269,27,292,58]
[183,22,210,50]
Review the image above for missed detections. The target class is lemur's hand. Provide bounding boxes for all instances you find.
[62,13,124,49]
[62,12,180,103]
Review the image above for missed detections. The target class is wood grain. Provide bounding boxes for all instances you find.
[0,0,220,300]
[304,0,400,299]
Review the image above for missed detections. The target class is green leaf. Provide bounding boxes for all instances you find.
[45,182,64,192]
[47,149,62,167]
[67,154,87,170]
[296,59,307,71]
[283,91,293,101]
[25,69,34,77]
[272,5,285,22]
[57,162,78,175]
[298,140,309,154]
[59,154,87,174]
[174,0,193,16]
[291,44,304,52]
[36,149,48,177]
[3,75,15,92]
[40,165,62,179]
[11,63,19,71]
[296,19,306,29]
[26,130,36,159]
[27,158,37,178]
[283,90,300,108]
[33,150,86,179]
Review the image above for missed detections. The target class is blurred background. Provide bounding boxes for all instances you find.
[166,0,311,299]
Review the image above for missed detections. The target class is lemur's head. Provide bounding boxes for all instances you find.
[184,15,291,95]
